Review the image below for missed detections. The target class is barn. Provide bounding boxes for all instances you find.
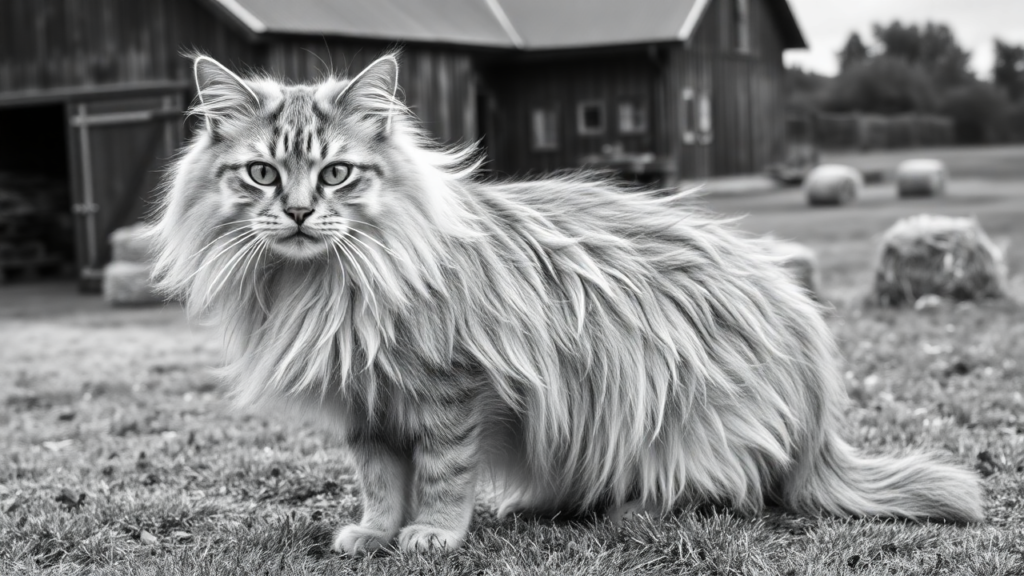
[0,0,805,287]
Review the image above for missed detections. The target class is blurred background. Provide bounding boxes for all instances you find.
[0,0,1020,299]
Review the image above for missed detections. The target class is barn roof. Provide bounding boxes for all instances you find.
[206,0,807,50]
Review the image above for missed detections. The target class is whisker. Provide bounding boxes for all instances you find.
[207,235,260,301]
[341,237,385,330]
[343,218,384,232]
[347,228,402,260]
[188,226,253,264]
[252,239,270,313]
[237,234,266,299]
[185,230,260,284]
[211,217,261,231]
[328,241,347,289]
[334,238,380,325]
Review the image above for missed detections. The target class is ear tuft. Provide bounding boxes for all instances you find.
[192,56,261,135]
[336,55,401,133]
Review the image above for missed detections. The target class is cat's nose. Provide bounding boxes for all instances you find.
[285,207,313,225]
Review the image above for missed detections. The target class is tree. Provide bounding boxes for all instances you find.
[839,33,869,72]
[873,22,974,89]
[820,57,937,114]
[939,82,1008,143]
[785,67,830,112]
[994,40,1024,101]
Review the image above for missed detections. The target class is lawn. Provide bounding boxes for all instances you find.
[2,145,1024,575]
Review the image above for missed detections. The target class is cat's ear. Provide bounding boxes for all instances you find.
[192,55,260,136]
[335,55,400,134]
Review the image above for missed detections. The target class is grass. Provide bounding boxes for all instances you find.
[3,145,1024,575]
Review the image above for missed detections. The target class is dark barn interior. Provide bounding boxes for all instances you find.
[0,104,74,282]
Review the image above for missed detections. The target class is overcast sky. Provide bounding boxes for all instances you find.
[782,0,1024,79]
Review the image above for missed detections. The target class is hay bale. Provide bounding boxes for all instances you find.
[770,240,821,300]
[804,164,863,206]
[110,222,154,263]
[896,159,948,198]
[871,214,1008,306]
[103,261,162,306]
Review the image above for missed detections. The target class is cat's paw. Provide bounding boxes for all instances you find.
[397,524,465,552]
[332,524,395,556]
[608,500,659,526]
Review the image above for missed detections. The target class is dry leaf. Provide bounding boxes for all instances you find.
[42,439,74,452]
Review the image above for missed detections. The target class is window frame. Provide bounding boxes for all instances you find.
[616,99,648,135]
[681,87,713,145]
[576,100,607,137]
[530,107,560,152]
[734,0,751,54]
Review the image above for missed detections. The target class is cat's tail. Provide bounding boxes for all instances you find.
[783,432,984,523]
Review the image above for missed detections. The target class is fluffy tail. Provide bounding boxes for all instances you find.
[784,433,984,523]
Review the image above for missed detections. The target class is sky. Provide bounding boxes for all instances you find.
[782,0,1024,79]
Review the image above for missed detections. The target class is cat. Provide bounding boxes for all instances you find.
[150,53,984,555]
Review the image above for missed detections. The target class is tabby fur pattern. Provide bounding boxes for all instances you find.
[150,54,984,554]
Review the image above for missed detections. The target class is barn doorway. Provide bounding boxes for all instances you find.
[0,86,187,289]
[0,104,75,284]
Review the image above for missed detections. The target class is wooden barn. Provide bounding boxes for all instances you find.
[0,0,805,286]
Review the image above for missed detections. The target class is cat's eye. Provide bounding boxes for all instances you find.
[248,162,279,186]
[319,163,352,187]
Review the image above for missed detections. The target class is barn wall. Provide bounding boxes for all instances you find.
[482,51,660,177]
[262,40,477,146]
[678,0,788,176]
[0,0,254,92]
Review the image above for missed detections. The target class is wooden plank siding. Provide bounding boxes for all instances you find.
[0,0,254,93]
[483,0,790,179]
[263,40,477,146]
[0,1,474,148]
[482,50,661,176]
[681,0,788,176]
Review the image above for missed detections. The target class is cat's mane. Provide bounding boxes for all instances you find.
[150,56,983,523]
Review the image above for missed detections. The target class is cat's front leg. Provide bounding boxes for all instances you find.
[397,419,480,552]
[333,440,412,556]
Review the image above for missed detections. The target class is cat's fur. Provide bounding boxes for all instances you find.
[150,54,984,554]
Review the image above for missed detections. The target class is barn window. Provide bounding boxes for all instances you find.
[734,0,751,53]
[576,100,606,136]
[681,88,713,145]
[698,91,714,144]
[617,100,648,135]
[531,108,559,151]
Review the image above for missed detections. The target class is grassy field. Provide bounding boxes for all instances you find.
[2,146,1023,575]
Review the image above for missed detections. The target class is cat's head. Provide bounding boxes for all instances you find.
[183,54,408,260]
[152,53,479,312]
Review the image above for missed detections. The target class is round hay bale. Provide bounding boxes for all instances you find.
[871,214,1008,306]
[103,261,162,306]
[896,159,948,198]
[770,240,821,300]
[110,222,154,263]
[804,164,863,206]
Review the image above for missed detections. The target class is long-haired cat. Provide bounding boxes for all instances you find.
[150,53,984,554]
